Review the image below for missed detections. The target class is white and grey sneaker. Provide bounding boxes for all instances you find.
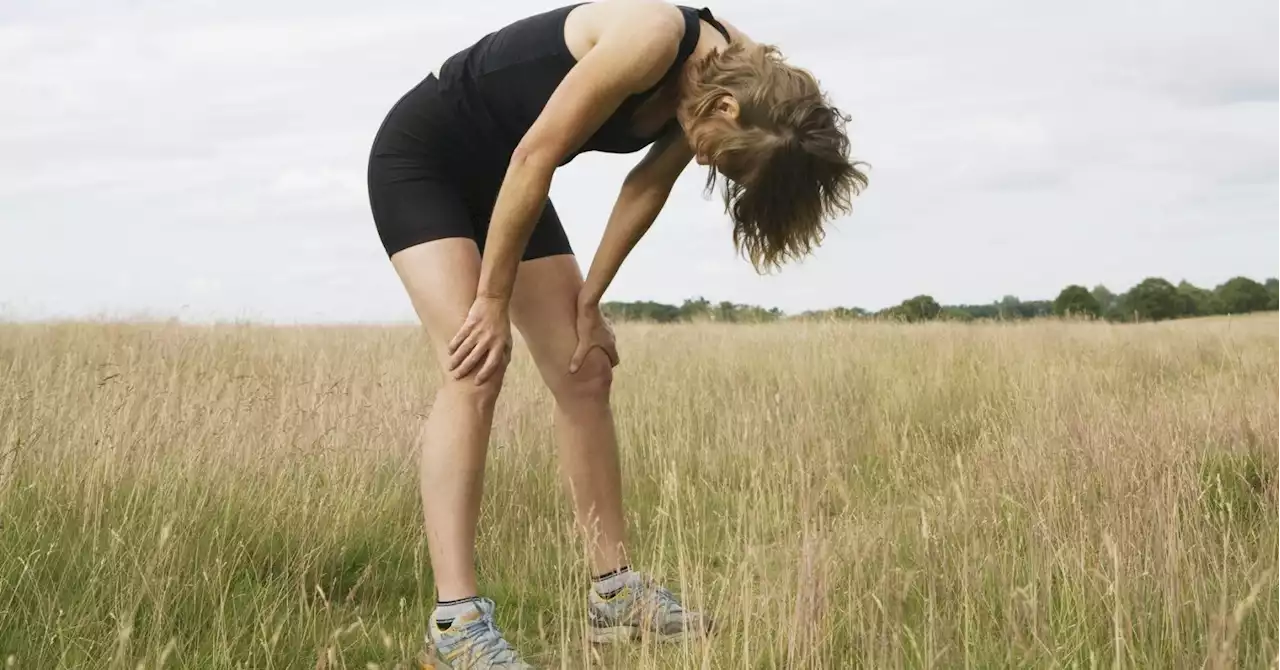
[586,573,712,644]
[418,598,533,669]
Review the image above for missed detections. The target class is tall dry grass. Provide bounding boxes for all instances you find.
[0,315,1276,669]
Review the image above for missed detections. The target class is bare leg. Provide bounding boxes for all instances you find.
[509,254,628,574]
[390,238,507,602]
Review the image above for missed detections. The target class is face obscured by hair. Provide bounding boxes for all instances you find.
[679,43,869,271]
[680,97,739,168]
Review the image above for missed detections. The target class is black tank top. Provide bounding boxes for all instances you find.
[434,3,732,165]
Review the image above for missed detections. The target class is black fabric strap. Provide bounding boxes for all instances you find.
[698,7,732,43]
[642,7,704,97]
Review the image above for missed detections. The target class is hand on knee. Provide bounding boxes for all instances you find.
[441,363,507,413]
[556,348,613,406]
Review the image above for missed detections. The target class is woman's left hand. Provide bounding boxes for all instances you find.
[569,300,619,374]
[448,295,512,383]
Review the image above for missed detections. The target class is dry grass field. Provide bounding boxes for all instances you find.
[1,315,1276,669]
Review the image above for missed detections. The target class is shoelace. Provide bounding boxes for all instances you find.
[635,577,684,614]
[454,612,521,665]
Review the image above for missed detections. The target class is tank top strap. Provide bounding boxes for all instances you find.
[632,6,705,99]
[630,5,732,139]
[695,7,732,43]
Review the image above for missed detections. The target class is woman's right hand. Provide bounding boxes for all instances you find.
[448,295,513,383]
[569,301,620,374]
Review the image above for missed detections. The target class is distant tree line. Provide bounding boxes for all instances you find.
[601,298,783,323]
[600,276,1279,324]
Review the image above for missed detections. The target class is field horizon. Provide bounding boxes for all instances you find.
[2,315,1276,668]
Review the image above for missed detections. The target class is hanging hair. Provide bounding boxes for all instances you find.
[682,42,869,271]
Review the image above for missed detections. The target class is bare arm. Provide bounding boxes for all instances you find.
[447,4,685,382]
[580,128,694,307]
[574,10,754,306]
[566,126,693,373]
[474,8,684,304]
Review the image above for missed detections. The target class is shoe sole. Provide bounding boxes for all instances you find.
[416,649,533,670]
[417,651,451,669]
[587,625,701,645]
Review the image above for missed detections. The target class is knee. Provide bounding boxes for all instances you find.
[553,350,613,406]
[440,366,506,413]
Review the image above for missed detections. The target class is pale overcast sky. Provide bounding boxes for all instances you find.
[2,0,1276,322]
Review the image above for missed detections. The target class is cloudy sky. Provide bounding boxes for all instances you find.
[2,0,1276,323]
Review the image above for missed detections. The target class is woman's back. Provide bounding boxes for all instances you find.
[434,2,723,161]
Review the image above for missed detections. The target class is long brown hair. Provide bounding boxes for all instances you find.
[682,42,869,272]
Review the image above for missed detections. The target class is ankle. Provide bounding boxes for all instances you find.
[433,596,482,630]
[591,566,637,598]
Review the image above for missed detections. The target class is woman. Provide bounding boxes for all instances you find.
[366,0,866,666]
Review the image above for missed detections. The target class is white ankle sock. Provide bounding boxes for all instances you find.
[434,597,480,629]
[592,567,636,597]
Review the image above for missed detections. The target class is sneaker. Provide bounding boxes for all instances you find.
[586,573,712,644]
[418,597,533,669]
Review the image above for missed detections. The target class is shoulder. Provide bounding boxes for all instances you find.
[613,0,685,31]
[569,0,685,49]
[566,0,686,89]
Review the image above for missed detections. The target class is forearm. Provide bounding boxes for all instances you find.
[477,151,556,302]
[580,179,672,307]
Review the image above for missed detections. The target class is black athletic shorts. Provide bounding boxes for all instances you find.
[366,74,573,259]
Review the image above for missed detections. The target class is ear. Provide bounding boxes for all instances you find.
[716,94,740,121]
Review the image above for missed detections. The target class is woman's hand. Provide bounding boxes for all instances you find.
[448,296,512,384]
[569,300,620,374]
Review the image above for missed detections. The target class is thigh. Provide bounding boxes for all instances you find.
[510,254,610,392]
[390,238,483,370]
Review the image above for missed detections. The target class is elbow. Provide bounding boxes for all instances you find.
[622,171,673,203]
[510,142,560,175]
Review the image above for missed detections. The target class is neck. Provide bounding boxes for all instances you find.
[675,20,730,130]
